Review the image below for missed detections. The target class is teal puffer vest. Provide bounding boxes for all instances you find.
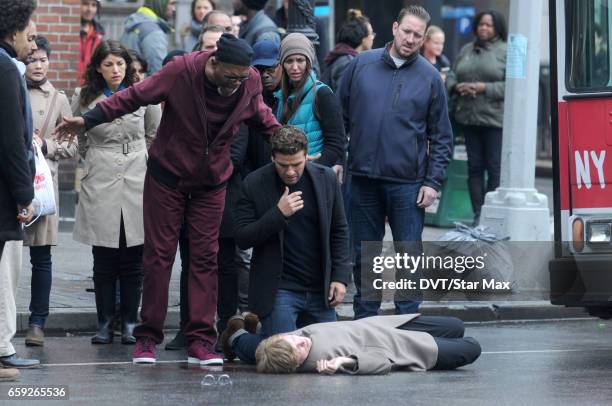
[274,74,328,157]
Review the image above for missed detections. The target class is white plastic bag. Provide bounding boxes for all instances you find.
[31,142,56,217]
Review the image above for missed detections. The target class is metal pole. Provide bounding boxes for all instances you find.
[479,0,551,241]
[287,0,319,45]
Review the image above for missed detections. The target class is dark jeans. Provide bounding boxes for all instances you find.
[462,125,503,219]
[350,176,424,319]
[233,289,337,364]
[28,245,52,327]
[233,315,481,369]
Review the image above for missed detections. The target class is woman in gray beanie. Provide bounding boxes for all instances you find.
[274,33,345,168]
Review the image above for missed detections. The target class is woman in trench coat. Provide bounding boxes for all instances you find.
[72,40,160,345]
[23,36,78,347]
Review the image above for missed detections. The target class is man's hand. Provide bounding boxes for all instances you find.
[332,164,343,185]
[53,116,85,146]
[316,357,354,375]
[307,153,321,161]
[277,186,304,217]
[17,203,34,223]
[416,186,438,208]
[328,282,346,307]
[33,134,45,149]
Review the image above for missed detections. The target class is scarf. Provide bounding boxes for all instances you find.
[26,77,48,89]
[323,42,358,66]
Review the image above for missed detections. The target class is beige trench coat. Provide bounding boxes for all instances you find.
[24,81,77,247]
[297,314,438,374]
[71,88,161,248]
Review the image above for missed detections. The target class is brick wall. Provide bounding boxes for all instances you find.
[32,0,81,95]
[32,1,81,195]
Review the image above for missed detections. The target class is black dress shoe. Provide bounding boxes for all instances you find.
[0,354,40,369]
[165,331,187,350]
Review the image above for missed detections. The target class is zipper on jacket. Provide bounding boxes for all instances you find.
[373,69,398,176]
[393,83,403,107]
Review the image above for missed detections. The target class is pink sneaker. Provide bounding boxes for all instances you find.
[187,340,223,366]
[132,337,157,364]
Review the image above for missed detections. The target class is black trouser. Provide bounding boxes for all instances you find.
[462,125,503,218]
[0,241,4,259]
[398,316,481,370]
[216,237,239,334]
[92,219,143,324]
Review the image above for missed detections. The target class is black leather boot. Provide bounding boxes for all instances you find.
[91,279,116,344]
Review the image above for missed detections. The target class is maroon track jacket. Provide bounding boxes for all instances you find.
[91,51,280,189]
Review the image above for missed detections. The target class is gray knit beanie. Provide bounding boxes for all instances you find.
[279,33,316,66]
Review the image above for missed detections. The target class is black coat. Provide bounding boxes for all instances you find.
[219,124,249,238]
[233,162,351,318]
[0,46,34,242]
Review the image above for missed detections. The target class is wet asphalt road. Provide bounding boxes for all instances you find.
[3,318,612,405]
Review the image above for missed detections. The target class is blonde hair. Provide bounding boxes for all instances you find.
[425,25,444,40]
[255,335,300,374]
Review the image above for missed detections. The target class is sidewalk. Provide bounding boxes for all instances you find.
[15,221,588,333]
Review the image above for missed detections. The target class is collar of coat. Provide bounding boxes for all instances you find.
[381,42,419,69]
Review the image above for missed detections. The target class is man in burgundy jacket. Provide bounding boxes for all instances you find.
[56,34,280,365]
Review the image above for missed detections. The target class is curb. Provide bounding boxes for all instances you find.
[18,301,590,334]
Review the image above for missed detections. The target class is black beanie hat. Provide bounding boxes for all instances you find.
[242,0,269,11]
[215,33,254,66]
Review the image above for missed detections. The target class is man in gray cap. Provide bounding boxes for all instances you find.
[56,33,281,367]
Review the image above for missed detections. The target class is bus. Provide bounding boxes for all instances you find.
[549,0,612,318]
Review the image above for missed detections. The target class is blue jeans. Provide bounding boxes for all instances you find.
[233,289,337,364]
[29,245,52,327]
[350,176,424,319]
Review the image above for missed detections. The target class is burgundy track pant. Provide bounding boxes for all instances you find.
[133,173,226,346]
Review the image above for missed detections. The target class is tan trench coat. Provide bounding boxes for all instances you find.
[71,88,161,248]
[24,81,77,247]
[297,314,438,374]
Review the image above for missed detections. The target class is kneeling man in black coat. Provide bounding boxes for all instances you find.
[227,125,351,363]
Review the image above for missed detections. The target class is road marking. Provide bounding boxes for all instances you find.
[42,360,186,367]
[38,349,611,366]
[483,349,591,354]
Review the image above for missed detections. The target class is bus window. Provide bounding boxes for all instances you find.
[567,0,611,90]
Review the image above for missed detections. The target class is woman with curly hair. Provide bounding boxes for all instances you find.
[72,40,160,345]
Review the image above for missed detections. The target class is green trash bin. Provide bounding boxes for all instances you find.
[425,144,474,227]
